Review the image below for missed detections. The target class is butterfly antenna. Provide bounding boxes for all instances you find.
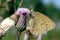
[18,0,24,8]
[0,0,2,8]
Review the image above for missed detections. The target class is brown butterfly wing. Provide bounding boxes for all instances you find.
[35,12,56,31]
[29,12,46,36]
[30,12,55,36]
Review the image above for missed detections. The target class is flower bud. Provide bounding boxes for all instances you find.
[15,8,30,16]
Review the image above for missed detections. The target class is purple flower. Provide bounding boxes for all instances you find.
[15,8,30,16]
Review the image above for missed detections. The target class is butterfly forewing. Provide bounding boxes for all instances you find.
[30,12,55,36]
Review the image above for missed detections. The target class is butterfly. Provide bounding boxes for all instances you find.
[26,11,56,36]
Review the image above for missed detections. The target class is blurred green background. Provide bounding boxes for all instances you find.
[0,0,60,40]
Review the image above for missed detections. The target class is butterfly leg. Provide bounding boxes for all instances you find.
[37,34,43,40]
[37,31,47,40]
[23,30,30,40]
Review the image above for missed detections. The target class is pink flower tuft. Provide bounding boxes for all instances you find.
[15,8,30,16]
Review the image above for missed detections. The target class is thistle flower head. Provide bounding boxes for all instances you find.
[16,8,30,16]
